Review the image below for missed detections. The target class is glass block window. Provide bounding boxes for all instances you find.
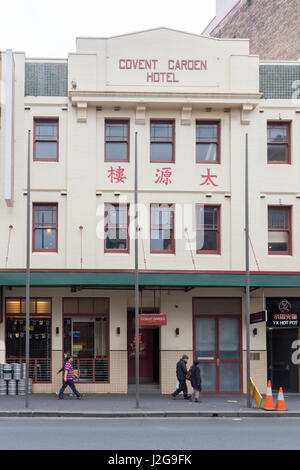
[25,62,68,97]
[260,65,300,99]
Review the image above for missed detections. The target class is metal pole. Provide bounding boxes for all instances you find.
[25,130,31,409]
[134,131,140,409]
[245,133,251,408]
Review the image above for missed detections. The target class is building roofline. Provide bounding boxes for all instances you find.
[76,26,249,42]
[202,0,242,36]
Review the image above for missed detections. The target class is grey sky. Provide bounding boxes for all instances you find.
[1,0,215,57]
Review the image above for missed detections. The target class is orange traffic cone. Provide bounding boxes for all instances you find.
[264,380,274,410]
[275,387,287,411]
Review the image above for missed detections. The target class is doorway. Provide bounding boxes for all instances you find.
[194,315,242,393]
[267,327,299,392]
[127,310,160,384]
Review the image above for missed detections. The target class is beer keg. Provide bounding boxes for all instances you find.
[8,379,17,396]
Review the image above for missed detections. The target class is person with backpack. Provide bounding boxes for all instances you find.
[58,354,81,400]
[190,358,202,402]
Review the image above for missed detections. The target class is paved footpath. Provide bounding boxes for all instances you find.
[0,392,298,417]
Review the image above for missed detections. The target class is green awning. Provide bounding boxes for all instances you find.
[0,271,300,288]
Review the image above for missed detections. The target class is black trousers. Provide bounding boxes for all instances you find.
[172,380,188,398]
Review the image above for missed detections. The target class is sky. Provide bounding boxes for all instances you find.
[1,0,215,57]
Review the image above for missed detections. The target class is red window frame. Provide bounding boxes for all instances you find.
[268,205,292,255]
[32,203,58,253]
[33,118,59,162]
[196,121,220,164]
[267,121,291,164]
[196,205,221,254]
[104,203,130,253]
[105,119,130,162]
[150,203,175,254]
[150,120,175,163]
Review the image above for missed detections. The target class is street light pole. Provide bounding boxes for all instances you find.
[245,133,251,408]
[25,130,31,409]
[134,131,140,409]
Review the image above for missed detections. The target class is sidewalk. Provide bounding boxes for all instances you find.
[0,392,298,417]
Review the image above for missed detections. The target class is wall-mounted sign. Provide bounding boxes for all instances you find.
[118,58,208,84]
[266,298,300,327]
[139,314,167,327]
[250,311,267,324]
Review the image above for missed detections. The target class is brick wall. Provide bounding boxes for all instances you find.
[211,0,300,60]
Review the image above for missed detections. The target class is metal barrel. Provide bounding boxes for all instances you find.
[3,364,12,381]
[8,379,17,396]
[21,363,26,379]
[0,379,7,395]
[17,379,26,396]
[0,364,3,379]
[12,363,21,381]
[28,378,33,394]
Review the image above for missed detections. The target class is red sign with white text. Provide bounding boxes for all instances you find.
[139,314,167,327]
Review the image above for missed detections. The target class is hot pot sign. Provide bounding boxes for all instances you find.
[118,58,208,83]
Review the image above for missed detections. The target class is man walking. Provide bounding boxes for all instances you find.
[171,354,191,400]
[58,354,81,400]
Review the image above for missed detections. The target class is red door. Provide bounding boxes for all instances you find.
[127,311,154,383]
[194,315,242,393]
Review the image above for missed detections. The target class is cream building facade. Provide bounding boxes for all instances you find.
[0,28,300,395]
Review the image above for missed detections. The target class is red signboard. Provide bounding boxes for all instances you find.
[139,314,167,327]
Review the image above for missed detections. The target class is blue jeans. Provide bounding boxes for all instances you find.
[59,380,81,399]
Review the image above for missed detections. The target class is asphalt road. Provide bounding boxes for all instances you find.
[0,417,299,450]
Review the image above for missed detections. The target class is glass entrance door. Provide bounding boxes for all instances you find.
[195,316,242,393]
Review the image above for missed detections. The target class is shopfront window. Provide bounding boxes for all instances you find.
[63,298,109,383]
[5,298,51,383]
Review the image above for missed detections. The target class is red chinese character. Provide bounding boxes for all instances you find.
[155,167,172,186]
[107,166,127,183]
[200,168,218,187]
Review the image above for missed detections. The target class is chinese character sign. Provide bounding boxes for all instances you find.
[200,168,218,187]
[155,168,173,186]
[107,166,127,184]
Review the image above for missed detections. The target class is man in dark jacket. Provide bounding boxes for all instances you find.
[171,355,191,400]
